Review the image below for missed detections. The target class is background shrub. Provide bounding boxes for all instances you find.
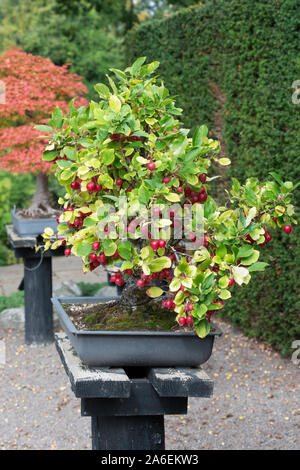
[126,0,300,354]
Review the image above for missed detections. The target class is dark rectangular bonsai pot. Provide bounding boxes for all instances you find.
[52,296,222,367]
[11,208,58,237]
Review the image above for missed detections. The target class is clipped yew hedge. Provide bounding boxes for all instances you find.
[126,0,300,354]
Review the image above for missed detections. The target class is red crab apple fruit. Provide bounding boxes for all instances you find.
[178,317,186,326]
[64,248,71,256]
[158,240,166,248]
[264,232,272,242]
[92,241,100,251]
[163,176,171,184]
[137,279,145,288]
[199,173,207,183]
[150,240,159,250]
[89,253,97,262]
[147,162,156,171]
[283,225,292,234]
[97,253,107,265]
[228,278,235,287]
[186,315,193,325]
[70,181,80,190]
[86,182,96,193]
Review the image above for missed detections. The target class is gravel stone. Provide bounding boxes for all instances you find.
[0,317,299,450]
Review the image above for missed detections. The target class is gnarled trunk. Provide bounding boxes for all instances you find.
[17,173,58,218]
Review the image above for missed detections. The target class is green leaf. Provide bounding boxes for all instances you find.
[109,94,121,113]
[60,168,75,180]
[99,173,114,189]
[64,147,77,161]
[94,83,110,98]
[138,185,150,204]
[219,289,231,300]
[241,250,260,266]
[169,278,181,292]
[102,239,117,256]
[237,245,254,258]
[102,149,115,165]
[146,287,164,298]
[35,124,53,133]
[192,124,207,147]
[245,207,257,227]
[121,261,133,271]
[218,158,231,166]
[219,275,229,288]
[195,319,210,338]
[248,262,269,272]
[131,56,146,75]
[76,242,92,256]
[118,241,132,260]
[165,193,181,202]
[52,107,63,129]
[83,217,98,227]
[216,244,227,259]
[42,151,57,161]
[149,257,171,273]
[56,159,73,169]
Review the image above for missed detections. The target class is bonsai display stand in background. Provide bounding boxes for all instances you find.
[6,225,64,345]
[55,333,214,451]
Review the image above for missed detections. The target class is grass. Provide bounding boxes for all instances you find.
[76,282,108,297]
[0,282,109,314]
[0,291,24,313]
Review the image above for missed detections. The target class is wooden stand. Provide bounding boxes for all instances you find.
[55,333,214,451]
[6,225,64,345]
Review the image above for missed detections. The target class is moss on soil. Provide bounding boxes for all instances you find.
[65,300,178,332]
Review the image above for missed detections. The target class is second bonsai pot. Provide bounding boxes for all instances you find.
[52,296,222,367]
[11,208,58,237]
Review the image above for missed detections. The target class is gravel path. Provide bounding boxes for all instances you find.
[0,318,299,450]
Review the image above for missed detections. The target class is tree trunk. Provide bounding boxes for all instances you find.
[18,173,58,218]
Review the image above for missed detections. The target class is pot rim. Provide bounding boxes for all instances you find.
[52,296,223,337]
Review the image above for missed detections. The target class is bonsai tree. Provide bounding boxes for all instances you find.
[0,47,87,217]
[41,58,296,337]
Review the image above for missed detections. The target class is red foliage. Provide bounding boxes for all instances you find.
[0,47,88,173]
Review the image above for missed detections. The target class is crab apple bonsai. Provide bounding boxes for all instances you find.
[0,47,87,218]
[41,57,296,341]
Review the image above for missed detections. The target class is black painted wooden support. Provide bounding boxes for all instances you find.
[6,225,64,345]
[55,333,214,451]
[24,256,53,344]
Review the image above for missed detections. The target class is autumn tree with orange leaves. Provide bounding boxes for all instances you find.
[0,48,87,216]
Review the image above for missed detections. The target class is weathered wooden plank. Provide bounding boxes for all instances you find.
[81,382,187,416]
[55,333,131,398]
[148,367,214,397]
[6,224,37,248]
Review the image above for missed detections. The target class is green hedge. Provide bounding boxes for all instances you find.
[126,0,300,355]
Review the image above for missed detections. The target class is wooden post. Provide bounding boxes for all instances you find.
[91,415,165,450]
[55,333,214,451]
[6,225,65,345]
[24,256,53,344]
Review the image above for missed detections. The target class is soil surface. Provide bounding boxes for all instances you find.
[65,300,184,332]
